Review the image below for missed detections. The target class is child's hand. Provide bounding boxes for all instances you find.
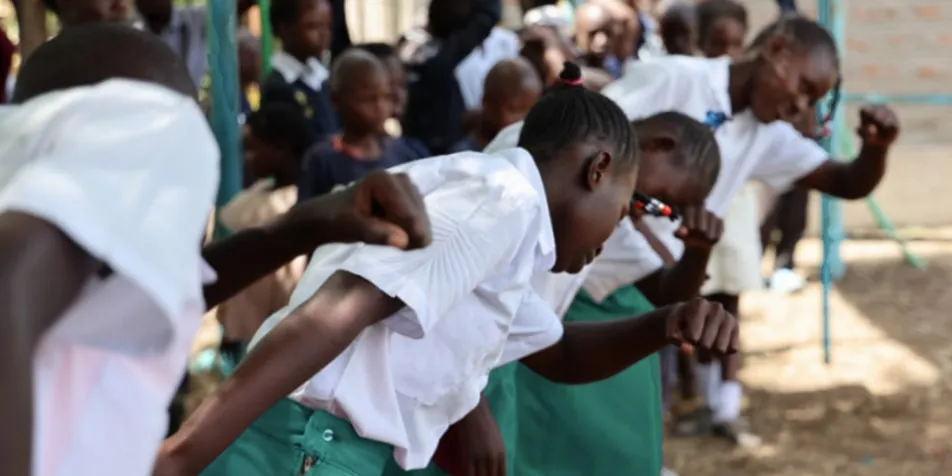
[857,104,900,148]
[673,207,723,250]
[666,297,739,355]
[291,171,432,250]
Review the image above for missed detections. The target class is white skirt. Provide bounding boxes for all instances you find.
[701,183,764,295]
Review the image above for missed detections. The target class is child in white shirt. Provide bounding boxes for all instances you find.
[157,63,739,476]
[488,14,900,446]
[0,24,434,476]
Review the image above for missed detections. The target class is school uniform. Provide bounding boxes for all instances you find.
[203,148,565,475]
[482,55,831,475]
[0,79,219,476]
[261,51,338,143]
[297,136,429,202]
[402,0,500,155]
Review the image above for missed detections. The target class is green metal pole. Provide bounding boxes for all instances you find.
[258,0,273,77]
[817,0,844,364]
[208,0,243,239]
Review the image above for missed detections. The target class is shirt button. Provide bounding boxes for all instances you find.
[322,429,334,441]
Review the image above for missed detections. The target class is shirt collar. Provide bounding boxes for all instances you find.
[271,51,329,91]
[490,147,557,271]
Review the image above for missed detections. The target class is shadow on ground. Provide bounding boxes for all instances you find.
[666,240,952,476]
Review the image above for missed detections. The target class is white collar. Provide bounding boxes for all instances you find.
[491,147,557,271]
[270,51,329,91]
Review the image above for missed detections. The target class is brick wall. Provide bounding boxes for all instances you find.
[740,1,952,231]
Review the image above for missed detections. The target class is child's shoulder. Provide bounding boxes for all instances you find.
[397,148,546,211]
[387,136,431,159]
[625,55,721,82]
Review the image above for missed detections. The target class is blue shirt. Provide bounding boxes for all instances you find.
[260,70,338,145]
[448,136,483,153]
[298,136,430,201]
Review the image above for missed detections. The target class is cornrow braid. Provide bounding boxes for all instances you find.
[632,111,721,190]
[518,62,639,170]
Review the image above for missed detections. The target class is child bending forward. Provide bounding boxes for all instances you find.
[158,63,738,476]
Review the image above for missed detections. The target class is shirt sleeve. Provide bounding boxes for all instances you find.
[582,220,665,302]
[319,173,542,339]
[496,291,564,366]
[0,83,219,320]
[600,59,685,121]
[751,121,830,192]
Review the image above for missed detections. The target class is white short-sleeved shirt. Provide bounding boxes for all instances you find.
[0,79,220,476]
[250,148,563,469]
[485,56,830,302]
[455,27,521,110]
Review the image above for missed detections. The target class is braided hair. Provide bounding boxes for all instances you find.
[518,62,639,170]
[632,111,721,190]
[749,15,841,136]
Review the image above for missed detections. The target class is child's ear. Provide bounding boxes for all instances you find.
[585,150,613,190]
[760,35,790,65]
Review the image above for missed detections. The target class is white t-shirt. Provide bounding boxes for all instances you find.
[455,27,521,110]
[485,56,829,303]
[0,79,219,476]
[250,148,563,470]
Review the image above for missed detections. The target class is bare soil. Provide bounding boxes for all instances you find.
[665,238,952,476]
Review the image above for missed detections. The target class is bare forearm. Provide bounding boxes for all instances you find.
[520,307,673,384]
[202,211,316,308]
[0,214,97,476]
[167,271,402,471]
[798,144,889,200]
[0,317,34,476]
[655,247,711,304]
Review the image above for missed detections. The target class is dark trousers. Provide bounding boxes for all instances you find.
[760,186,810,271]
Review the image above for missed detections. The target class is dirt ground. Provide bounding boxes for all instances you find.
[665,237,952,476]
[187,237,952,476]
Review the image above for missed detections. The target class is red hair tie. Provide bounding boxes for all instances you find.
[561,77,583,86]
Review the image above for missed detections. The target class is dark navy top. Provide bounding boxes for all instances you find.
[401,0,500,155]
[447,136,483,154]
[298,136,430,201]
[260,71,339,144]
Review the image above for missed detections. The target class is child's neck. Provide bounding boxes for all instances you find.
[727,59,758,114]
[340,129,384,158]
[475,120,499,150]
[285,47,317,65]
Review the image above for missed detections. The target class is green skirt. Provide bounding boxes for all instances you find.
[511,287,664,476]
[380,363,518,475]
[203,399,394,476]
